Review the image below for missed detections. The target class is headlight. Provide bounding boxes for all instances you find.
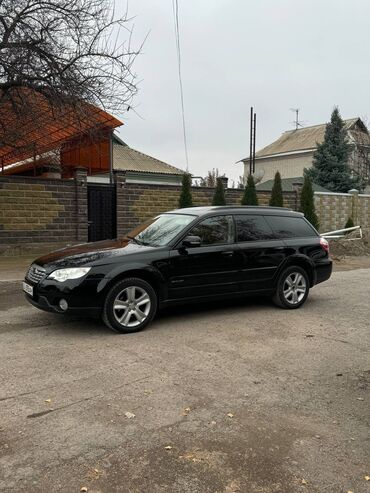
[48,267,91,282]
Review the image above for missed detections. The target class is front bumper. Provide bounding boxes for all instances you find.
[24,293,101,317]
[23,273,105,317]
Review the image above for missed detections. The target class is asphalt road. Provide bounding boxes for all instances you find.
[0,267,370,492]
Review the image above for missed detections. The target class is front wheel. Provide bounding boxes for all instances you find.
[273,266,309,309]
[102,277,157,333]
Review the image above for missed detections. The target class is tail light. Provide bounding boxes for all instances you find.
[320,237,329,254]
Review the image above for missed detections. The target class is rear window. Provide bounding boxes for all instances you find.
[235,215,275,242]
[265,215,317,239]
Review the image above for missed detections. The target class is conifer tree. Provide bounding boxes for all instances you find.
[306,107,362,192]
[269,171,283,207]
[212,178,226,205]
[300,175,319,230]
[241,174,259,205]
[178,173,193,208]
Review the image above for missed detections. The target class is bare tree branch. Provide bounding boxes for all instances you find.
[0,0,141,151]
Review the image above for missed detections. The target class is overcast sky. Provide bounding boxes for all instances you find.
[116,0,370,184]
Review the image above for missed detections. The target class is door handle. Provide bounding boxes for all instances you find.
[221,251,233,256]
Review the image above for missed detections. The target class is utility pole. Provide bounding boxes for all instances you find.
[249,107,257,175]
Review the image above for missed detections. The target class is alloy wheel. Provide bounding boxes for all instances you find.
[113,285,151,328]
[283,272,307,305]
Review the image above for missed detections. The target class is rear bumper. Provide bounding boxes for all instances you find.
[314,259,333,285]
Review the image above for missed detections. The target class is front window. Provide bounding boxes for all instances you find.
[126,214,195,247]
[188,215,234,245]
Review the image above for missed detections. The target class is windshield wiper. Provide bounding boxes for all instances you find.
[126,235,150,246]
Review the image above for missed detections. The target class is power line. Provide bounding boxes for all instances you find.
[171,0,189,172]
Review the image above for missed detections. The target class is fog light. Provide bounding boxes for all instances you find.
[59,299,68,311]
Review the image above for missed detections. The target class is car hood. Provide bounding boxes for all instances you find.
[34,238,154,269]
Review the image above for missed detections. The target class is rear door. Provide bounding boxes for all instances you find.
[235,214,287,292]
[168,215,240,300]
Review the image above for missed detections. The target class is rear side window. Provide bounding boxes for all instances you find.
[235,215,275,242]
[265,215,317,238]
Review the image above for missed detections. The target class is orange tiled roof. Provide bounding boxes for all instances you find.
[0,88,122,167]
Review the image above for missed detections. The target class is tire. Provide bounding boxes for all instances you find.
[272,266,309,309]
[102,277,158,333]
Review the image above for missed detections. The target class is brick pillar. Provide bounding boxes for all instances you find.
[74,167,88,242]
[219,176,228,204]
[292,182,303,211]
[219,176,228,189]
[115,170,127,237]
[349,189,359,225]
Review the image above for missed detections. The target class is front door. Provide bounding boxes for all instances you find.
[168,215,240,300]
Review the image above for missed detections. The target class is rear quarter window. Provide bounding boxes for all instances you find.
[265,215,318,239]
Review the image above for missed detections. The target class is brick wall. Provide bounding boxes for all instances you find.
[117,179,299,234]
[0,169,88,251]
[0,170,303,253]
[314,190,370,232]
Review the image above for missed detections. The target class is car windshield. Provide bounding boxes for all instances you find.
[126,214,195,247]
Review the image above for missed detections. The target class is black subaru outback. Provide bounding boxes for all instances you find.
[23,206,332,333]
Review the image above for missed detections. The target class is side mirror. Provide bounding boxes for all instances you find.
[181,235,201,248]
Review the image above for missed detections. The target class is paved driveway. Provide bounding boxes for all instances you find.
[0,266,369,492]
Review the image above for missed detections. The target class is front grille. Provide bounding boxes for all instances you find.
[26,264,46,284]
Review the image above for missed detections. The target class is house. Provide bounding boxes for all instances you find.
[2,101,184,185]
[241,118,370,184]
[87,134,184,185]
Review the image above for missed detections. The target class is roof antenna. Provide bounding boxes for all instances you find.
[290,108,304,130]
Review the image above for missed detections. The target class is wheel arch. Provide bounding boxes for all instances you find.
[98,265,166,302]
[275,256,315,287]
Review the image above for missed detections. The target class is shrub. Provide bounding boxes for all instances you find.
[269,171,283,207]
[300,175,319,230]
[241,174,258,205]
[178,173,193,208]
[345,217,354,230]
[212,178,226,205]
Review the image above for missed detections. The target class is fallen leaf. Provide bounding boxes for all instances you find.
[227,413,234,418]
[44,399,51,403]
[365,475,370,481]
[165,445,172,450]
[179,452,203,463]
[301,478,308,485]
[225,479,241,492]
[124,411,135,419]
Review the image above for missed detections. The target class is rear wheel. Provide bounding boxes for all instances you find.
[102,277,157,333]
[273,266,309,309]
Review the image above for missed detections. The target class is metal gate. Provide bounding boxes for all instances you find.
[87,184,116,242]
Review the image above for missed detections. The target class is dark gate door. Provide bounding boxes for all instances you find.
[88,184,116,242]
